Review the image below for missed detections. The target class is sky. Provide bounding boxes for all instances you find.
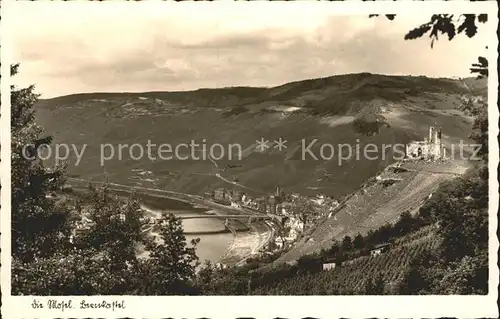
[7,1,493,98]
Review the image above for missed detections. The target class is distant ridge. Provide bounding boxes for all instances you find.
[35,72,485,199]
[39,72,484,101]
[38,73,486,117]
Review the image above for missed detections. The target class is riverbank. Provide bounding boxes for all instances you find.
[142,204,275,265]
[71,183,275,265]
[220,220,274,266]
[138,198,276,265]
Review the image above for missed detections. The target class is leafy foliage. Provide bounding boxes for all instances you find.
[400,166,489,294]
[373,13,489,79]
[403,14,487,46]
[138,213,200,295]
[470,107,488,160]
[78,184,144,269]
[13,248,142,295]
[11,65,200,295]
[11,64,72,262]
[352,116,388,136]
[368,14,396,21]
[470,56,489,79]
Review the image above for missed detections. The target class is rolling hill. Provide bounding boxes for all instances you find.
[35,73,486,199]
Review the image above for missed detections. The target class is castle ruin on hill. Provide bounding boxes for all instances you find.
[405,126,442,160]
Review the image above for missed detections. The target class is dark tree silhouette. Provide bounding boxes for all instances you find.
[371,13,489,77]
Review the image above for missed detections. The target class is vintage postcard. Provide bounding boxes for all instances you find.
[1,0,498,318]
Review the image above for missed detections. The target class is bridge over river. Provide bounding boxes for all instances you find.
[179,214,270,220]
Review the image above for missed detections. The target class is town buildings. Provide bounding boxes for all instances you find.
[207,185,339,253]
[322,261,337,271]
[370,243,391,257]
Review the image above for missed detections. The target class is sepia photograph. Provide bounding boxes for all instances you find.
[0,0,498,318]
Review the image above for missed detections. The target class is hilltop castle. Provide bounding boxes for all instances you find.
[405,126,442,160]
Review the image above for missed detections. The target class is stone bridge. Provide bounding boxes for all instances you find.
[179,214,270,220]
[144,214,273,226]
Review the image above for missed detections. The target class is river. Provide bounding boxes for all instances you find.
[75,186,256,264]
[135,193,238,264]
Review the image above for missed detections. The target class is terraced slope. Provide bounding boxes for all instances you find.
[275,160,469,264]
[254,226,440,295]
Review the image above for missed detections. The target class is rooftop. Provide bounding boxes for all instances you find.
[372,243,391,250]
